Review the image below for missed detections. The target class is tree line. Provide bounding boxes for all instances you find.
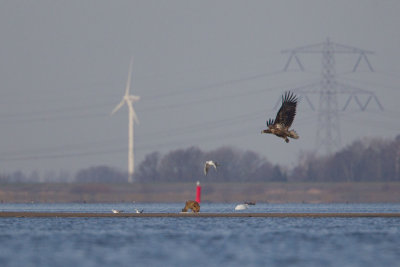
[134,146,286,183]
[292,135,400,182]
[1,135,400,183]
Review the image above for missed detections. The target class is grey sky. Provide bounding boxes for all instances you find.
[0,1,400,176]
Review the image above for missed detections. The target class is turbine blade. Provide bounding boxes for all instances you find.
[125,58,133,96]
[132,108,139,124]
[111,100,125,115]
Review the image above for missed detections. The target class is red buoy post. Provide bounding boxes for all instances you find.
[195,181,201,203]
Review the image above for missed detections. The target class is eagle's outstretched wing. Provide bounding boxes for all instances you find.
[266,118,275,127]
[274,91,298,128]
[204,164,210,175]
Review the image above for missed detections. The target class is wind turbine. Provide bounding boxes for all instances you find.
[111,59,140,183]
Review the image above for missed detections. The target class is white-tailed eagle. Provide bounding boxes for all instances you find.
[261,91,299,143]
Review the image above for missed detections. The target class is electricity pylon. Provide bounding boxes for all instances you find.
[281,38,383,154]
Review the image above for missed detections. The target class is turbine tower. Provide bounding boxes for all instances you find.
[111,59,140,183]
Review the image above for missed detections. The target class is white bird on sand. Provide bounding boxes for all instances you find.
[204,160,219,175]
[234,204,249,211]
[112,209,123,214]
[134,208,144,214]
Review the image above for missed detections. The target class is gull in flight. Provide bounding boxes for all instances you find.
[204,160,219,175]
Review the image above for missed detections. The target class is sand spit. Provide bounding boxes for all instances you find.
[1,212,400,218]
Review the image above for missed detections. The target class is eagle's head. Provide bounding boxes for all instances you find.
[261,129,271,134]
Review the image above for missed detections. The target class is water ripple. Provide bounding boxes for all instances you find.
[0,204,400,266]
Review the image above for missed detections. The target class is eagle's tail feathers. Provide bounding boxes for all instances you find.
[289,130,299,139]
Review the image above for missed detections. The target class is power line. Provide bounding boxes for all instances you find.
[140,78,318,113]
[0,107,363,164]
[337,75,400,92]
[0,74,317,125]
[144,70,287,101]
[0,108,267,162]
[0,112,109,125]
[0,101,114,120]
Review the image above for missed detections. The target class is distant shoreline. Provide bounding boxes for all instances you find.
[1,182,400,203]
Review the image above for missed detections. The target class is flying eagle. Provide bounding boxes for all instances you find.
[261,91,299,143]
[204,160,219,175]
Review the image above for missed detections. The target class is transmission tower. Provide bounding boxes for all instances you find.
[281,38,383,154]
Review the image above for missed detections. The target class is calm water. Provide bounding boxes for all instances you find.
[0,203,400,267]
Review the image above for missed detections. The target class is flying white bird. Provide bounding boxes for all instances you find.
[234,204,249,211]
[204,161,219,175]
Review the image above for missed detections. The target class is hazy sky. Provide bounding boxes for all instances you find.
[1,1,400,176]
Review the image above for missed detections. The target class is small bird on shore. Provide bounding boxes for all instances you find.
[234,204,249,211]
[204,160,219,175]
[262,91,299,143]
[134,208,144,214]
[111,209,123,214]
